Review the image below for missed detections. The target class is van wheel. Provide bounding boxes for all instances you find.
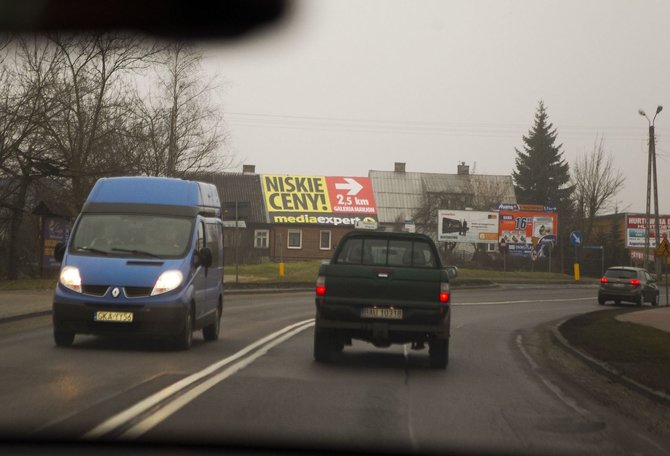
[173,311,193,350]
[203,307,221,341]
[429,338,448,369]
[54,330,75,347]
[313,327,333,363]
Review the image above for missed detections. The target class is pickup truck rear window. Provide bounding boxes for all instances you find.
[604,269,637,279]
[335,238,437,268]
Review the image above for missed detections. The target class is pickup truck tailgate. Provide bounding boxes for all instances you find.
[318,264,447,324]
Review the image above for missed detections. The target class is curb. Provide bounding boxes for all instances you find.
[551,321,670,406]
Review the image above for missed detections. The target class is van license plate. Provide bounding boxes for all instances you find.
[361,308,402,319]
[94,311,133,322]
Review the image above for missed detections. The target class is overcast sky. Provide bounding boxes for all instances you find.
[200,0,670,214]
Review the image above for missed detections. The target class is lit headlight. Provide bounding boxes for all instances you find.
[60,266,82,293]
[151,270,183,296]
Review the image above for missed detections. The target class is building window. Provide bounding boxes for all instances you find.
[320,230,331,250]
[254,230,269,249]
[287,229,302,249]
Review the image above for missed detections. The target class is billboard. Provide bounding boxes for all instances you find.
[499,210,558,257]
[437,210,499,243]
[42,217,72,270]
[626,214,670,248]
[261,175,378,226]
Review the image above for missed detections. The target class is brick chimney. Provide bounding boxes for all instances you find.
[457,162,469,175]
[242,164,256,174]
[394,162,406,173]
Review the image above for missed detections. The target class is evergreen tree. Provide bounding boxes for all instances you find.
[512,101,574,209]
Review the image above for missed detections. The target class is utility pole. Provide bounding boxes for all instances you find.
[639,106,663,275]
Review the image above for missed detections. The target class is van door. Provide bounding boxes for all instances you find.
[193,220,208,319]
[205,221,224,313]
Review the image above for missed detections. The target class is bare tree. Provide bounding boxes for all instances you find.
[136,41,230,178]
[0,37,62,278]
[41,32,161,211]
[571,138,625,241]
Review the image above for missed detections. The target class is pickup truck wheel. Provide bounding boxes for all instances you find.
[54,330,75,347]
[597,296,605,305]
[313,327,333,363]
[429,338,449,369]
[203,307,221,341]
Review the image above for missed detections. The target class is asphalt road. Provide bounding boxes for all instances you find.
[1,286,669,455]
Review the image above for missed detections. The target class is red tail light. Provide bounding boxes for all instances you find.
[630,279,641,286]
[600,277,608,283]
[439,282,450,303]
[316,276,326,296]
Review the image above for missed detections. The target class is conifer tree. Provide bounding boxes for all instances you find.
[512,101,573,209]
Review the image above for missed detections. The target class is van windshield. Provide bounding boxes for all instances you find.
[71,214,194,259]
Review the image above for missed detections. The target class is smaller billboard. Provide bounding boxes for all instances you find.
[626,214,670,248]
[438,210,499,244]
[42,217,72,270]
[499,210,558,257]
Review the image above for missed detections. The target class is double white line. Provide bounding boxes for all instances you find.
[83,319,315,441]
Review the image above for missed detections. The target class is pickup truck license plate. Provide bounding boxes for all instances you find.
[94,311,133,322]
[612,283,625,288]
[361,307,402,319]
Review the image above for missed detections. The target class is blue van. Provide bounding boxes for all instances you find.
[53,177,224,350]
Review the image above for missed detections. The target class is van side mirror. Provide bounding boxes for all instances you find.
[54,242,66,262]
[196,247,213,268]
[445,266,458,280]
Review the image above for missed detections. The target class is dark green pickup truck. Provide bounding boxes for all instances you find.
[313,231,456,368]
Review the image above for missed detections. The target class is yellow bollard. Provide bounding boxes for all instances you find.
[573,262,580,282]
[279,262,285,278]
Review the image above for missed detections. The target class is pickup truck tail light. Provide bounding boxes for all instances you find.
[629,279,641,286]
[439,282,450,303]
[600,277,608,283]
[316,276,326,296]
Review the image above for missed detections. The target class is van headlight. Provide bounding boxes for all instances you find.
[151,270,183,296]
[60,266,82,293]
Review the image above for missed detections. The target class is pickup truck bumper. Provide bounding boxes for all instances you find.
[315,309,450,347]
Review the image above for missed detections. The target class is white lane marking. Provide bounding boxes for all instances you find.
[83,319,315,440]
[453,297,594,306]
[516,334,593,418]
[121,322,315,439]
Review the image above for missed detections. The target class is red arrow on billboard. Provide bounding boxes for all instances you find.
[335,178,363,196]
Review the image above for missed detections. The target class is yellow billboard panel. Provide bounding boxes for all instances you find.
[262,175,332,213]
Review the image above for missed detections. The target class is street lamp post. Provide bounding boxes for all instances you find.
[639,105,663,276]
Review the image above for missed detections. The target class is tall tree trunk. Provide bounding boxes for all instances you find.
[6,177,31,280]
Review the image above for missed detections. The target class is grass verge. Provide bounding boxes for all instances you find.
[559,308,670,395]
[0,279,57,291]
[223,261,577,285]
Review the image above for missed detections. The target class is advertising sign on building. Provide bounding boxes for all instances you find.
[626,214,670,248]
[261,175,378,226]
[438,210,499,244]
[498,210,558,257]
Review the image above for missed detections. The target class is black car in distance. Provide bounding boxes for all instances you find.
[598,266,659,306]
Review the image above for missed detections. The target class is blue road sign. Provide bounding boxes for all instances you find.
[569,230,583,247]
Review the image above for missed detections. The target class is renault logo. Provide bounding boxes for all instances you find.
[112,287,121,298]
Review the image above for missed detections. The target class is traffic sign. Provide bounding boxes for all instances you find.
[656,238,670,257]
[569,231,583,247]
